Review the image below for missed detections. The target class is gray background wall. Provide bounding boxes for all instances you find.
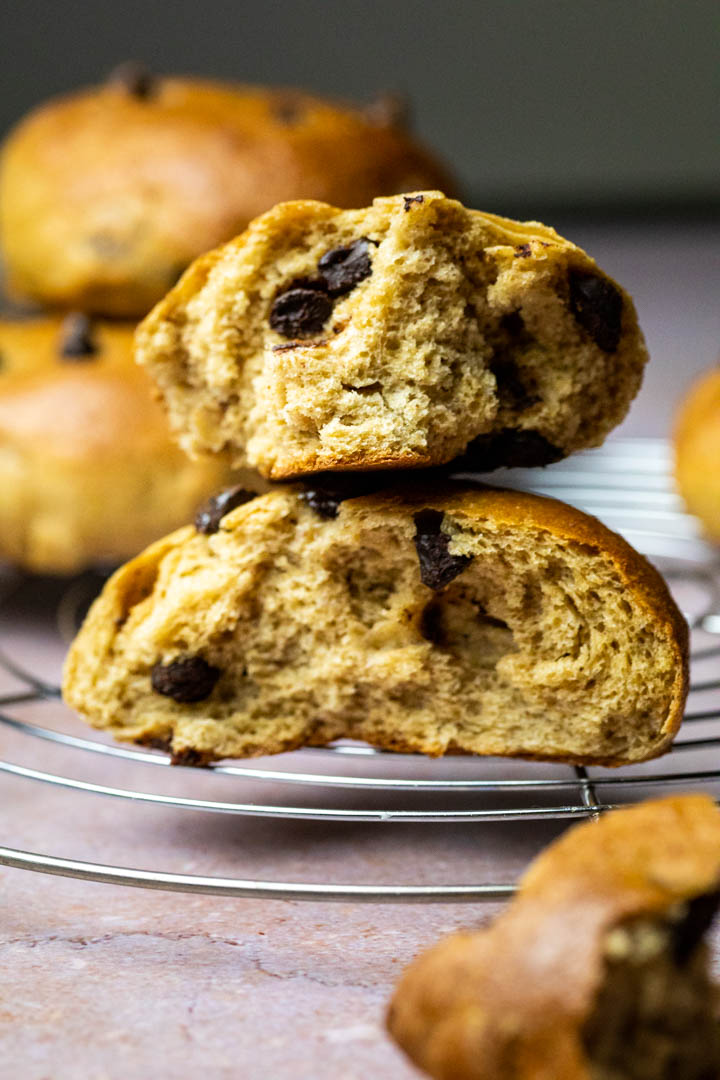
[1,0,718,214]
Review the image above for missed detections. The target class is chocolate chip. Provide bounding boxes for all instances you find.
[419,600,445,645]
[299,474,384,519]
[271,92,305,125]
[363,92,411,128]
[58,313,98,360]
[138,734,173,753]
[414,510,472,591]
[269,286,333,338]
[195,485,255,534]
[318,238,373,296]
[672,890,720,965]
[403,194,425,211]
[108,61,156,100]
[514,243,532,258]
[299,488,346,520]
[150,656,221,703]
[170,747,212,768]
[568,270,623,353]
[459,429,563,472]
[500,311,526,337]
[490,357,537,411]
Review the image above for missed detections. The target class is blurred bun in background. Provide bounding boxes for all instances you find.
[675,365,720,543]
[0,315,239,573]
[0,66,456,317]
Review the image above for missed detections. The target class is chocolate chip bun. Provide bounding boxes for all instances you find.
[62,483,687,766]
[135,191,648,480]
[0,67,454,317]
[0,316,238,574]
[388,794,720,1080]
[674,366,720,543]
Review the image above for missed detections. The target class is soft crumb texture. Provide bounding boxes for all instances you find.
[0,76,454,317]
[0,317,240,574]
[62,484,687,765]
[136,191,648,479]
[388,795,720,1080]
[675,367,720,543]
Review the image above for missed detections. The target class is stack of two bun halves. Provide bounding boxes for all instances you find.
[63,191,688,767]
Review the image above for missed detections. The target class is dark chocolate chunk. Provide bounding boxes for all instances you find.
[299,487,346,520]
[500,311,526,337]
[108,61,156,100]
[195,485,255,534]
[299,473,384,519]
[318,238,373,296]
[138,734,173,753]
[459,429,563,472]
[363,92,411,129]
[58,313,98,360]
[672,890,720,965]
[403,194,425,211]
[490,357,538,411]
[269,286,333,338]
[414,510,472,591]
[419,600,445,645]
[568,270,623,353]
[170,747,212,768]
[271,92,305,125]
[150,656,221,703]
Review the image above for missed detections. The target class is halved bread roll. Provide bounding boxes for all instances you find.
[63,483,687,766]
[135,191,648,479]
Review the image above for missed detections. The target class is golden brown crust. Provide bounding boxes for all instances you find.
[387,795,720,1080]
[674,366,720,543]
[0,317,234,573]
[0,77,455,317]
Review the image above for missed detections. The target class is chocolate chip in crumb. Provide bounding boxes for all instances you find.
[459,429,563,471]
[170,747,212,768]
[500,311,526,337]
[672,890,720,965]
[195,485,255,534]
[151,656,221,703]
[403,194,425,211]
[269,286,333,338]
[299,473,384,519]
[299,488,345,520]
[108,61,156,100]
[490,357,538,411]
[318,238,373,296]
[59,313,98,360]
[138,734,173,753]
[514,243,532,258]
[568,270,623,353]
[414,510,472,591]
[419,600,446,645]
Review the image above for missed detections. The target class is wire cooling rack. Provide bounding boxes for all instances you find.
[0,438,718,903]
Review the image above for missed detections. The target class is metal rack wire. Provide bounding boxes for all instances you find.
[0,438,718,902]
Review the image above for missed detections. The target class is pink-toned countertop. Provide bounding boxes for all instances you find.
[1,221,719,1079]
